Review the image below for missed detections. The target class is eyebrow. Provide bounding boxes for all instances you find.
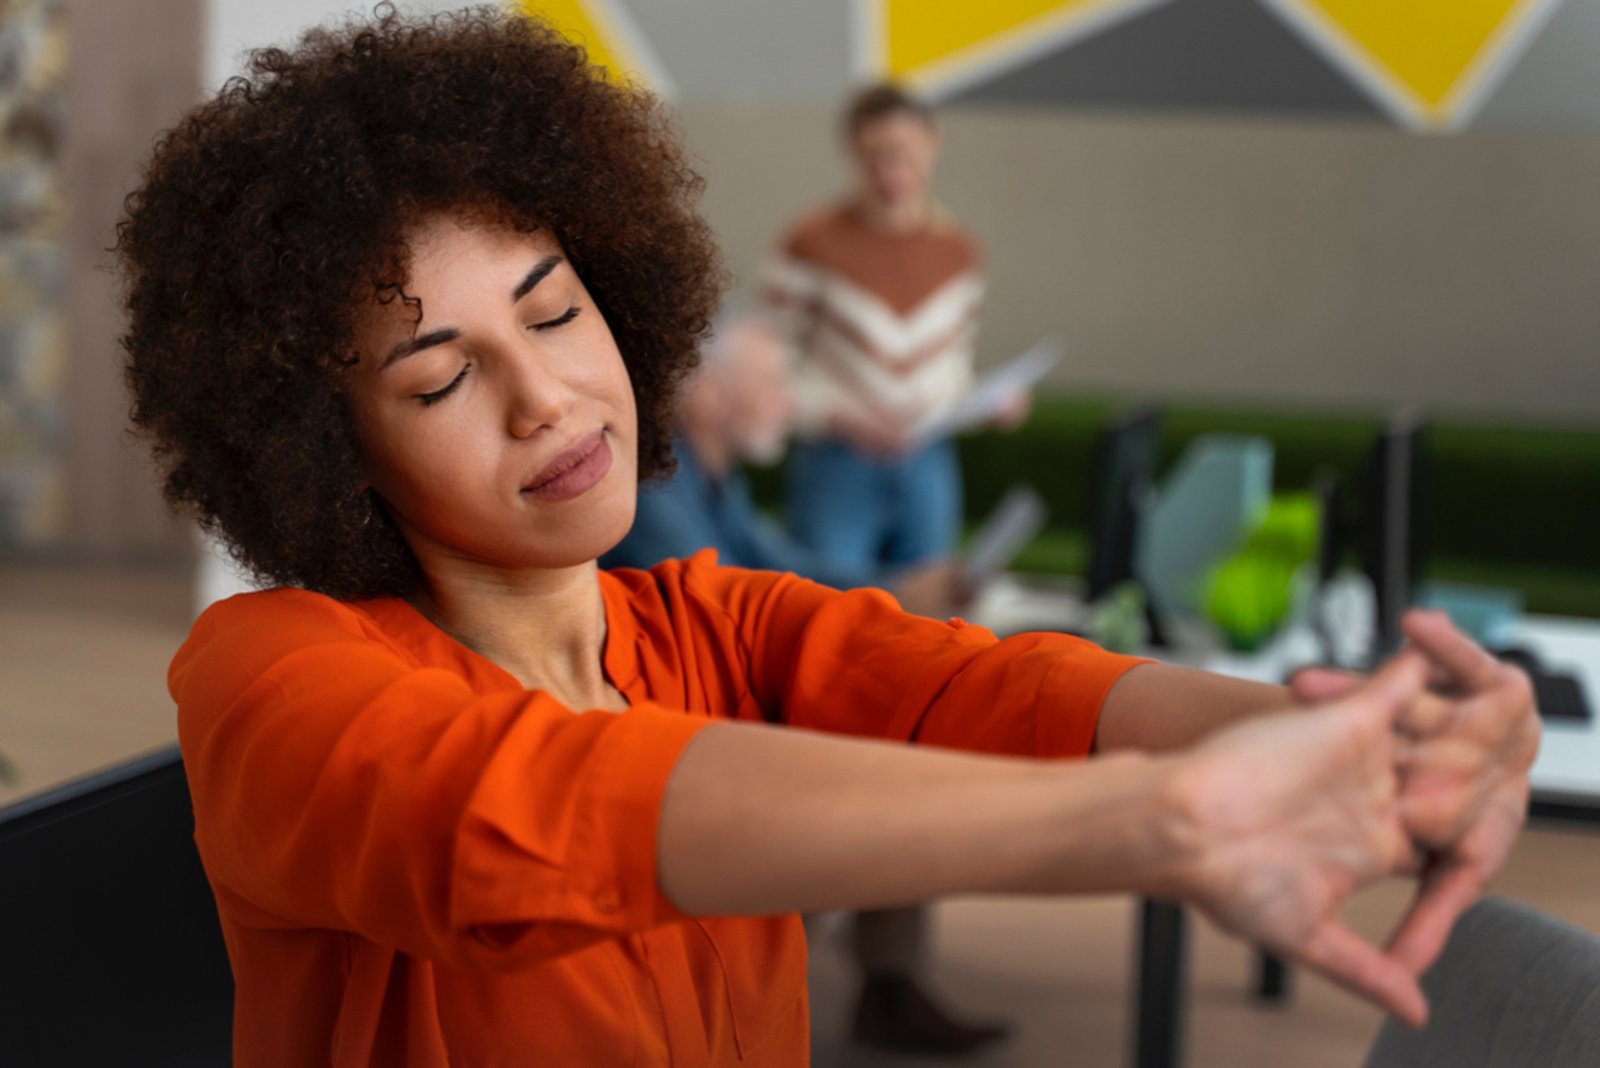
[380,255,565,369]
[382,327,460,369]
[512,255,563,303]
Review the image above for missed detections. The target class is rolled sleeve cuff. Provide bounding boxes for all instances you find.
[570,706,712,928]
[451,705,713,951]
[1036,640,1152,759]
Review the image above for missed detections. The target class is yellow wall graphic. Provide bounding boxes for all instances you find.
[1264,0,1564,129]
[516,0,664,90]
[884,0,1091,76]
[876,0,1169,97]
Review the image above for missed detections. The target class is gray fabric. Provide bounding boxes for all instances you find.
[1366,896,1600,1068]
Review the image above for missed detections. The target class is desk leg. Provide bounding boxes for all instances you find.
[1132,898,1187,1068]
[1253,949,1291,1003]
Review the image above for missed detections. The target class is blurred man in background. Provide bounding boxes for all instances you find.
[603,313,1009,1056]
[603,314,961,620]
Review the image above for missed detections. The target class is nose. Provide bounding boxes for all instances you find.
[502,342,573,439]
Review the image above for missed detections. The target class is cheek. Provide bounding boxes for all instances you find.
[361,430,434,507]
[360,408,480,506]
[602,351,639,429]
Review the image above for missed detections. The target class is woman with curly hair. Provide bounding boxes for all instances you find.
[118,6,1536,1066]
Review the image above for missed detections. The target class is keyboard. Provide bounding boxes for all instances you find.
[1494,648,1593,723]
[1530,670,1593,723]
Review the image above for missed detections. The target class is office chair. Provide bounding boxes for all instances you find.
[1365,896,1600,1067]
[0,746,234,1067]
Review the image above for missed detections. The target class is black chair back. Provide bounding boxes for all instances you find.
[0,746,234,1067]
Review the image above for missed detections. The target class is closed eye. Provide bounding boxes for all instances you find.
[532,306,580,331]
[417,366,469,406]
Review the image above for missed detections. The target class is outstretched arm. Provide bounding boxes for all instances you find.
[1093,662,1290,752]
[658,655,1436,1026]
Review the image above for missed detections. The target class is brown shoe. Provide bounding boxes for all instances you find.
[851,970,1013,1057]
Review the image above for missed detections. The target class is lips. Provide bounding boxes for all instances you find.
[521,429,613,502]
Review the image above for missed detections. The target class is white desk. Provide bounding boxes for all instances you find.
[969,571,1092,637]
[976,577,1600,1068]
[1197,612,1600,812]
[973,575,1600,811]
[1513,616,1600,810]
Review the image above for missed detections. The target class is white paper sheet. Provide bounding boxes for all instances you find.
[960,484,1048,592]
[913,338,1063,443]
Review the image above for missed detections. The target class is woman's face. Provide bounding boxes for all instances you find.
[851,112,938,208]
[345,216,638,578]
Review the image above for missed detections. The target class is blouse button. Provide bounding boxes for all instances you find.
[595,890,623,914]
[948,617,968,628]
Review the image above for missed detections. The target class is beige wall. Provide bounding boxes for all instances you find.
[63,0,204,558]
[681,102,1600,425]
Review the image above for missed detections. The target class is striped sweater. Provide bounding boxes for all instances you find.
[762,202,983,438]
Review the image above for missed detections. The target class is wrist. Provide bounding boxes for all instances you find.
[1139,753,1211,901]
[1031,751,1202,900]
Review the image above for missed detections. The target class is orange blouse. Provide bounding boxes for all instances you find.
[171,551,1143,1066]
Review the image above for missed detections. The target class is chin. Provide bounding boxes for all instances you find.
[561,497,637,567]
[513,535,624,572]
[476,498,637,573]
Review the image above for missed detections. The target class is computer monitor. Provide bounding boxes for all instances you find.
[1357,411,1430,660]
[1083,407,1167,645]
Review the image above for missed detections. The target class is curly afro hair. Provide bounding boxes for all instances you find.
[118,4,723,601]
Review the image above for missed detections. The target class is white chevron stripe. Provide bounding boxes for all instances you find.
[765,252,983,356]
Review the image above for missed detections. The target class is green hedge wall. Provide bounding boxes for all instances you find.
[745,395,1600,615]
[957,398,1600,571]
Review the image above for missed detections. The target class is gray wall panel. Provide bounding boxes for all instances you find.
[623,0,855,102]
[1476,0,1600,131]
[958,0,1379,119]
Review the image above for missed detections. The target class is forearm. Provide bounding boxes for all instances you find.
[657,720,1190,916]
[1093,662,1289,753]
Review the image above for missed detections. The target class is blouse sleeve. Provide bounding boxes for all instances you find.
[681,557,1147,759]
[170,590,710,972]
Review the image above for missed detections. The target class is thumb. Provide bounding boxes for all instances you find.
[1298,919,1430,1029]
[1290,666,1363,704]
[1386,860,1483,976]
[1336,649,1429,731]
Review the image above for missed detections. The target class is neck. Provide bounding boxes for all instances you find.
[856,192,931,234]
[410,555,622,709]
[682,416,733,482]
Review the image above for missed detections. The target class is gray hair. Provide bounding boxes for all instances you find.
[700,307,785,372]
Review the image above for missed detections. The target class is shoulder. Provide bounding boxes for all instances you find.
[929,206,983,266]
[605,549,827,631]
[778,202,854,262]
[604,547,783,602]
[172,587,407,704]
[183,587,390,655]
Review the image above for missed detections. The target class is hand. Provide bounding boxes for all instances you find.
[1291,609,1539,977]
[830,411,912,459]
[1172,652,1432,1026]
[991,388,1032,432]
[890,560,970,619]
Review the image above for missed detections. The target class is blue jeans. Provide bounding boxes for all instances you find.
[786,438,962,573]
